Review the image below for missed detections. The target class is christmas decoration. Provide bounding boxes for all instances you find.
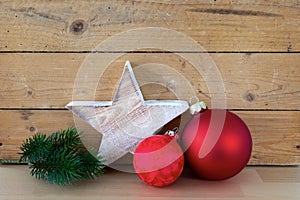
[66,61,188,165]
[189,97,207,115]
[19,127,105,185]
[133,129,184,187]
[182,109,252,180]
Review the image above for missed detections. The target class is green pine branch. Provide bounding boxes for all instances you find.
[19,127,105,185]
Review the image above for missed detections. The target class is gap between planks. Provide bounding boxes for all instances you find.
[1,51,300,54]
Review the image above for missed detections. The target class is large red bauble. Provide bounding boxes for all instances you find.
[182,109,252,180]
[133,135,184,187]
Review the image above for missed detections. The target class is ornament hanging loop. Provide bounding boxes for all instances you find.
[164,127,179,140]
[189,96,207,115]
[189,96,199,106]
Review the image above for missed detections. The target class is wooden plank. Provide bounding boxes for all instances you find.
[1,0,300,52]
[0,110,102,160]
[0,166,299,200]
[0,110,299,165]
[235,111,300,165]
[0,53,299,109]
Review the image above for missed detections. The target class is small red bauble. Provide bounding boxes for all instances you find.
[133,135,184,187]
[182,109,252,180]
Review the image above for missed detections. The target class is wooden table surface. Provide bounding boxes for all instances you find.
[1,165,299,200]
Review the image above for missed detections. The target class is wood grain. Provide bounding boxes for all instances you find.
[0,110,102,160]
[1,0,300,52]
[0,110,299,165]
[235,111,300,165]
[0,166,299,200]
[0,53,299,109]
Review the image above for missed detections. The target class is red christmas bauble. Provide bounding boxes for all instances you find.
[182,109,252,180]
[133,135,184,187]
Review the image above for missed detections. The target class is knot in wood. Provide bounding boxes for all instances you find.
[70,20,87,35]
[245,93,255,102]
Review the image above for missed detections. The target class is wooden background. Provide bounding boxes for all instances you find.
[0,0,299,165]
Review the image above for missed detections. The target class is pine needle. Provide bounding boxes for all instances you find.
[19,127,105,185]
